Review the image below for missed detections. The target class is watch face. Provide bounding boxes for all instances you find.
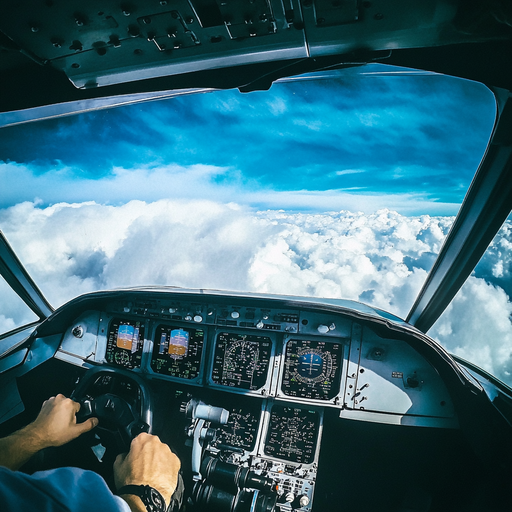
[144,486,166,512]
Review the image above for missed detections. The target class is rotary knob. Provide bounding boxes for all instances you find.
[317,324,329,334]
[193,315,203,323]
[256,320,264,329]
[185,314,193,321]
[284,492,295,503]
[72,325,84,338]
[169,307,177,314]
[298,495,310,508]
[231,311,240,319]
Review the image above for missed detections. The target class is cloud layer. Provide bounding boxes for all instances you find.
[1,200,511,384]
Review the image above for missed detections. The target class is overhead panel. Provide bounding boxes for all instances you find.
[0,0,307,88]
[0,1,506,89]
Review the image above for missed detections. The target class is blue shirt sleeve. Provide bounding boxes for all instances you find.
[0,466,130,512]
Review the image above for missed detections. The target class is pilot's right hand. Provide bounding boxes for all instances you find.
[114,433,181,508]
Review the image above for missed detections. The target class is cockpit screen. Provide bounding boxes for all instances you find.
[214,406,261,451]
[106,318,144,369]
[281,339,343,400]
[264,405,319,464]
[151,325,204,380]
[211,332,272,390]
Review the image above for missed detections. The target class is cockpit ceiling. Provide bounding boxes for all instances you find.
[0,0,511,90]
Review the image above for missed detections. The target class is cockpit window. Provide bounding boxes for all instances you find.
[430,216,512,386]
[0,64,503,373]
[0,276,38,336]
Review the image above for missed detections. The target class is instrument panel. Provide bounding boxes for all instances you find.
[99,309,348,407]
[56,293,459,512]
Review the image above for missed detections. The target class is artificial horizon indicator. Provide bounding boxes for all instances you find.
[151,324,204,379]
[106,318,145,369]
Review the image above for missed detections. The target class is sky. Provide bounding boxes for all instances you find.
[1,65,512,385]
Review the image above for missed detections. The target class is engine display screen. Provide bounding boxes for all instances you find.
[214,405,261,451]
[106,318,145,369]
[281,339,343,400]
[150,325,204,380]
[264,405,319,464]
[211,332,272,390]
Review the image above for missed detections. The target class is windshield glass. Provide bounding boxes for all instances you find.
[1,64,506,381]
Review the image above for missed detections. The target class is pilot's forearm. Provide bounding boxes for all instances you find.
[0,423,47,471]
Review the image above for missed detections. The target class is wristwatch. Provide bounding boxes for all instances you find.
[117,484,166,512]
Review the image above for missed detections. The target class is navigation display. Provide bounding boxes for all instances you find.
[151,325,204,380]
[264,405,319,464]
[106,318,145,369]
[211,332,272,390]
[281,339,343,400]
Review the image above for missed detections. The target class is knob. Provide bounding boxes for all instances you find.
[123,306,131,313]
[72,326,84,338]
[329,323,336,331]
[285,492,295,503]
[207,308,215,316]
[231,311,240,319]
[298,495,310,508]
[256,320,264,329]
[317,324,329,334]
[169,308,177,314]
[263,314,269,320]
[185,314,193,321]
[193,315,203,323]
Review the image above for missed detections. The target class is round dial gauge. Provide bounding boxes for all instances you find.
[296,349,333,383]
[224,340,258,373]
[114,350,131,366]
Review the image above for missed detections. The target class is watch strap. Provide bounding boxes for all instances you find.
[117,484,166,512]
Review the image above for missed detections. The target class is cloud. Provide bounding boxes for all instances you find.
[0,161,463,216]
[1,200,511,385]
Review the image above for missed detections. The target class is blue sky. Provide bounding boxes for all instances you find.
[0,66,497,214]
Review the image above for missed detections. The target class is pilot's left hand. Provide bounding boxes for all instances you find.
[30,394,99,448]
[0,394,98,471]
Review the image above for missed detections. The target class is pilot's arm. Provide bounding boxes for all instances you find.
[0,393,98,470]
[0,394,181,512]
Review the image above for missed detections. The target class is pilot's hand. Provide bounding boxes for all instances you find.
[29,394,99,448]
[114,433,181,507]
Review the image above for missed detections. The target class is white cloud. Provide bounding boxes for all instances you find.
[1,200,512,385]
[0,161,461,216]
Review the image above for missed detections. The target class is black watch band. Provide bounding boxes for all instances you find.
[117,484,166,512]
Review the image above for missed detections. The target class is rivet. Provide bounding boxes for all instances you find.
[30,25,39,33]
[71,62,80,69]
[374,12,384,20]
[185,16,194,24]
